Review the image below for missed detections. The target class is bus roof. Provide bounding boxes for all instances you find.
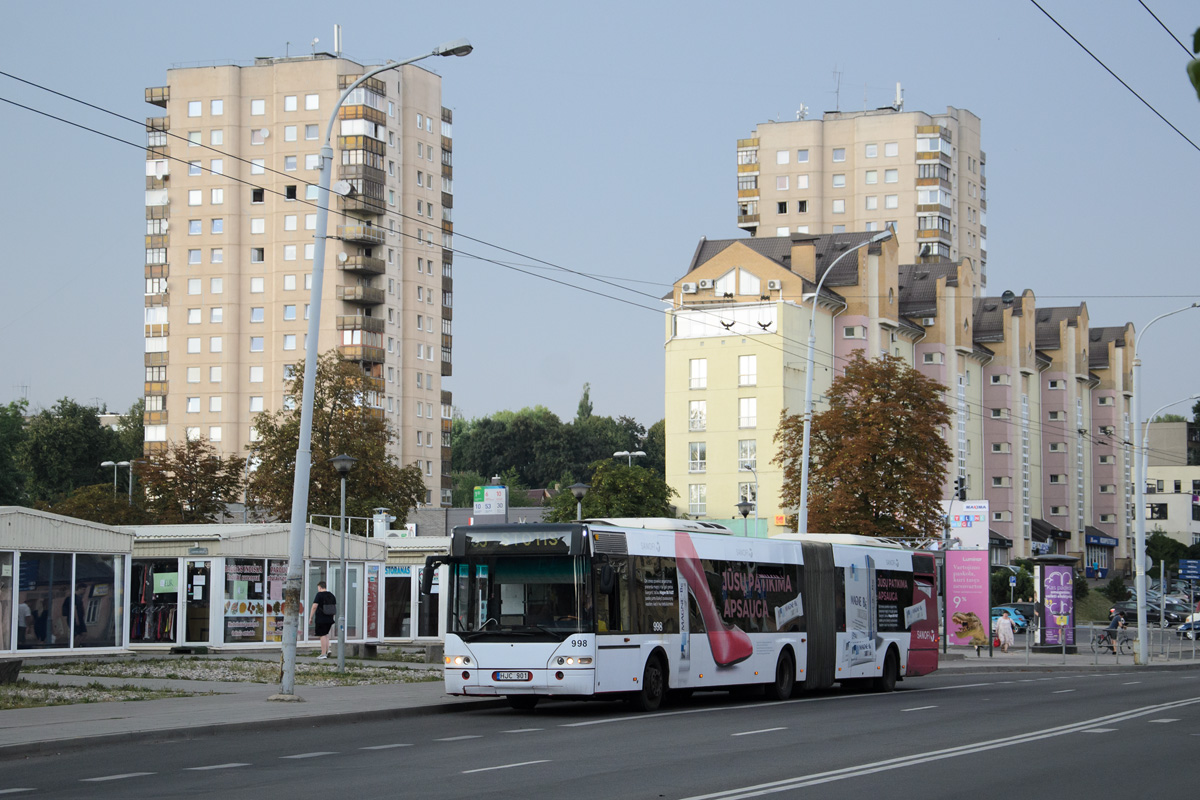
[584,518,734,535]
[773,532,905,549]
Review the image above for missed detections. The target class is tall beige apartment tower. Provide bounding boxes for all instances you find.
[143,53,456,506]
[736,104,987,287]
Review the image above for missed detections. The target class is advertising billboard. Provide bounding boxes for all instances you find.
[945,550,991,648]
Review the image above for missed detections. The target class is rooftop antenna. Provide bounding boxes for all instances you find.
[832,66,842,111]
[894,82,904,112]
[333,24,342,57]
[286,41,290,58]
[796,103,809,120]
[310,37,320,56]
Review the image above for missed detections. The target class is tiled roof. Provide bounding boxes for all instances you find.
[897,262,958,318]
[1034,305,1083,350]
[686,233,870,304]
[1088,326,1127,370]
[972,296,1012,343]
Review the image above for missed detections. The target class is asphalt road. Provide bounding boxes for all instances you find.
[3,670,1197,798]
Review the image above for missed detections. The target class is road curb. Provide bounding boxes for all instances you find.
[0,696,509,761]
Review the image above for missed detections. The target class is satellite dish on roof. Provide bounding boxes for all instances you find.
[1001,290,1015,307]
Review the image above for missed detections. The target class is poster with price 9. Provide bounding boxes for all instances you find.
[945,550,990,647]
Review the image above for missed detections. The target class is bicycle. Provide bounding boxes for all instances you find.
[1091,629,1132,655]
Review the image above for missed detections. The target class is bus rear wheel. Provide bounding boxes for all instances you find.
[632,656,665,712]
[764,650,795,701]
[873,649,898,693]
[507,695,539,710]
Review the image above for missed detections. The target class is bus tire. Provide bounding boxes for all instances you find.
[873,648,898,693]
[507,695,539,710]
[632,655,666,712]
[764,649,795,701]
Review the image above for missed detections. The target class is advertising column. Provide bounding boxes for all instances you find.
[945,550,991,651]
[1036,560,1077,650]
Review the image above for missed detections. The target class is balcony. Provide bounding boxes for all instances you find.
[336,285,385,306]
[441,191,453,209]
[441,221,453,235]
[917,228,951,243]
[737,188,760,199]
[146,116,169,131]
[144,382,168,396]
[145,86,169,108]
[336,224,386,246]
[916,177,952,191]
[336,314,385,333]
[337,344,386,364]
[143,410,168,425]
[737,138,759,148]
[737,163,760,174]
[737,214,760,227]
[337,255,385,276]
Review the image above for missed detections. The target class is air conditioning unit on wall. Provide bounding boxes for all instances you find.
[698,279,714,289]
[767,279,782,291]
[681,282,698,294]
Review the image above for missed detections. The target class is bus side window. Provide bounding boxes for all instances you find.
[594,556,630,633]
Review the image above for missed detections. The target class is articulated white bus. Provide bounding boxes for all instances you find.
[428,518,939,711]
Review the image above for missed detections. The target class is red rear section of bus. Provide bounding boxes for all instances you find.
[906,553,939,677]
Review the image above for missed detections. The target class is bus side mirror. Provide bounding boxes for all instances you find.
[599,562,615,595]
[422,556,441,595]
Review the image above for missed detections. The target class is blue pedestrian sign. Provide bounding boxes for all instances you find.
[1009,576,1017,587]
[1180,559,1200,581]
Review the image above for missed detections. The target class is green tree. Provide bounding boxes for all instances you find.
[47,483,152,526]
[991,568,1034,605]
[1152,413,1187,423]
[1102,575,1132,603]
[1146,530,1187,577]
[0,400,28,505]
[451,470,488,508]
[542,461,677,522]
[19,398,121,504]
[115,398,145,463]
[773,352,952,537]
[575,382,593,423]
[249,351,427,523]
[1189,28,1200,100]
[642,419,666,477]
[136,438,245,524]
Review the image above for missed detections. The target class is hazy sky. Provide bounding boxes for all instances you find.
[3,1,1198,428]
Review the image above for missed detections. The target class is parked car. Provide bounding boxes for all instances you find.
[1175,621,1199,640]
[991,606,1029,632]
[1112,600,1187,627]
[1005,602,1040,627]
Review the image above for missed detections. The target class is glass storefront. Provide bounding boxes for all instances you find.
[16,552,121,650]
[384,566,412,638]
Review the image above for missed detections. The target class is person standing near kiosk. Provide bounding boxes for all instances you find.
[309,581,336,659]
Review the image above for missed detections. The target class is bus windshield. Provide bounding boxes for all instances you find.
[448,555,592,641]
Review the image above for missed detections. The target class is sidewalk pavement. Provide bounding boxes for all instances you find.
[2,649,1198,759]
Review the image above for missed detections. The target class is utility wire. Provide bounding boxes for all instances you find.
[1029,0,1200,154]
[1136,0,1193,56]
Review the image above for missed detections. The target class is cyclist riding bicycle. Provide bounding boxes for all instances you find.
[1105,607,1127,654]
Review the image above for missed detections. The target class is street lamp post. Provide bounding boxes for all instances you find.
[797,229,893,534]
[739,464,758,537]
[613,450,646,467]
[568,483,590,521]
[277,39,472,698]
[1131,302,1199,666]
[736,500,753,537]
[100,461,131,501]
[329,454,358,674]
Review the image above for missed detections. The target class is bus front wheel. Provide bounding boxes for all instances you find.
[632,656,665,712]
[764,650,795,701]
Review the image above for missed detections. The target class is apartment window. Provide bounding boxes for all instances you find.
[186,397,200,413]
[992,476,1012,488]
[1099,514,1117,524]
[211,159,223,175]
[250,337,264,352]
[832,199,845,214]
[249,366,263,383]
[832,174,846,188]
[832,148,845,162]
[1049,442,1066,452]
[188,160,202,176]
[884,169,898,183]
[796,149,809,163]
[738,439,756,470]
[305,154,319,170]
[843,325,865,339]
[283,305,296,321]
[186,337,200,354]
[209,397,221,413]
[1050,506,1067,516]
[186,308,200,325]
[990,408,1007,419]
[865,196,878,210]
[739,397,757,428]
[990,374,1009,385]
[688,484,707,516]
[186,367,200,383]
[250,307,264,323]
[738,354,757,386]
[249,396,264,413]
[776,201,787,214]
[885,194,899,209]
[796,200,808,213]
[795,175,809,190]
[250,99,265,115]
[211,188,224,204]
[250,249,265,265]
[865,144,878,158]
[1100,484,1116,494]
[210,130,223,146]
[281,334,296,352]
[776,176,789,191]
[250,218,266,235]
[306,124,318,140]
[884,142,898,157]
[688,442,707,473]
[187,100,201,117]
[188,189,202,206]
[1098,396,1114,406]
[1098,455,1115,465]
[209,336,222,353]
[865,170,878,185]
[284,156,297,171]
[922,352,943,364]
[187,131,201,146]
[1049,474,1067,485]
[991,443,1011,453]
[689,358,707,389]
[210,307,223,323]
[187,249,201,265]
[776,150,790,164]
[1048,411,1065,421]
[689,400,706,432]
[993,511,1012,522]
[305,244,314,260]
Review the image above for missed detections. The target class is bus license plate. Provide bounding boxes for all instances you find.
[493,671,532,681]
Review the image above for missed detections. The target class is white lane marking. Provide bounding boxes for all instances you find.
[1052,689,1075,694]
[280,752,337,759]
[732,727,787,737]
[1081,728,1117,733]
[502,728,544,733]
[461,760,550,774]
[81,773,155,782]
[0,791,36,795]
[436,735,482,742]
[1123,681,1141,685]
[186,763,250,771]
[1149,718,1180,723]
[902,706,938,712]
[677,696,1200,800]
[360,744,412,750]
